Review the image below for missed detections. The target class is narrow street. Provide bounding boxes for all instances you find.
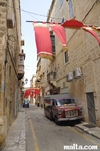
[25,105,100,151]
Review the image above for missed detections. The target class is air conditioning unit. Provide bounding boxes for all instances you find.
[73,67,82,78]
[66,72,73,82]
[7,10,14,28]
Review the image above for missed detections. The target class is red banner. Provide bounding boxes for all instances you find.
[62,19,84,28]
[82,27,100,45]
[33,23,53,60]
[24,88,40,98]
[50,24,68,50]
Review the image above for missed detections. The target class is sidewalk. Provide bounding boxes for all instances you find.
[2,108,26,151]
[75,122,100,139]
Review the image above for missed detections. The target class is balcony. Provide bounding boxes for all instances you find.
[7,10,14,28]
[47,72,56,87]
[18,65,24,80]
[21,40,25,46]
[36,79,41,83]
[35,76,41,87]
[18,52,25,80]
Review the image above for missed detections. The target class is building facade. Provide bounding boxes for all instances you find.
[30,74,36,104]
[36,0,100,127]
[0,0,25,146]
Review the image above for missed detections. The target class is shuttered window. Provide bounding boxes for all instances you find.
[50,35,55,53]
[68,0,74,18]
[64,51,68,63]
[59,0,63,5]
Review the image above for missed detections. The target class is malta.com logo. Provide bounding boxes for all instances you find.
[64,144,98,150]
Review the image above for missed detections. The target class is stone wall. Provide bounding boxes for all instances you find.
[0,0,7,146]
[0,0,22,146]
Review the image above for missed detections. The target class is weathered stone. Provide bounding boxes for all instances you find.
[0,0,22,147]
[0,32,4,37]
[0,26,6,32]
[0,117,3,126]
[0,1,7,6]
[0,134,5,146]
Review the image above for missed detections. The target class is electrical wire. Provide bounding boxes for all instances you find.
[7,4,63,21]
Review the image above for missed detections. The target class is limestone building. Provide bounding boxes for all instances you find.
[0,0,25,146]
[36,0,100,127]
[30,74,36,104]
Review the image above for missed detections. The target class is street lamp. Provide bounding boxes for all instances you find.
[25,78,28,84]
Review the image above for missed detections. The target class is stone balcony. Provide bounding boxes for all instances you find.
[47,72,56,87]
[18,65,24,80]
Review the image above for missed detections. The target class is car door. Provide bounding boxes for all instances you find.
[52,99,57,118]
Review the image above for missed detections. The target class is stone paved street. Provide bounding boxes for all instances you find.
[1,105,100,151]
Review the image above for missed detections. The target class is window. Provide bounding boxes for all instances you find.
[62,18,64,23]
[50,35,55,53]
[68,0,74,18]
[56,101,58,106]
[52,100,55,106]
[59,0,63,5]
[64,51,68,63]
[57,99,75,106]
[20,59,23,64]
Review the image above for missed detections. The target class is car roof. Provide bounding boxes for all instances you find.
[44,94,73,100]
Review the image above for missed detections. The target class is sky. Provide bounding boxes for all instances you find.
[20,0,52,87]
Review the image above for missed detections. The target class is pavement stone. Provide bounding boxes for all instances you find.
[75,122,100,139]
[1,108,26,151]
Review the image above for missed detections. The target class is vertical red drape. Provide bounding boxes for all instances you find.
[82,27,100,45]
[35,89,40,96]
[50,24,68,50]
[24,89,31,98]
[33,23,53,60]
[30,92,34,98]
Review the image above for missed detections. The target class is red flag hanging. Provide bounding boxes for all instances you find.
[24,88,40,98]
[62,19,84,28]
[82,27,100,45]
[35,88,40,96]
[50,24,68,50]
[24,89,31,98]
[30,91,34,98]
[33,22,53,60]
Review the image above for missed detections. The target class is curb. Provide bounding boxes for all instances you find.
[75,125,100,140]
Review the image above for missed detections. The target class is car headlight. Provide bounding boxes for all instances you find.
[58,109,62,114]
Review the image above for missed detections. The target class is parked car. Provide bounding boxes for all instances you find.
[44,94,83,125]
[23,99,29,108]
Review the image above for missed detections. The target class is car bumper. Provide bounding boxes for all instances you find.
[58,116,83,121]
[23,104,29,108]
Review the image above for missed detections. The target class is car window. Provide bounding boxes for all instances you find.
[55,101,58,106]
[52,100,55,106]
[57,99,75,106]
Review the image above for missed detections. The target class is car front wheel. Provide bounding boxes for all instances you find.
[55,116,59,125]
[50,112,53,121]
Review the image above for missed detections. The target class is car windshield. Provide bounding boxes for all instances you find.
[57,99,75,106]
